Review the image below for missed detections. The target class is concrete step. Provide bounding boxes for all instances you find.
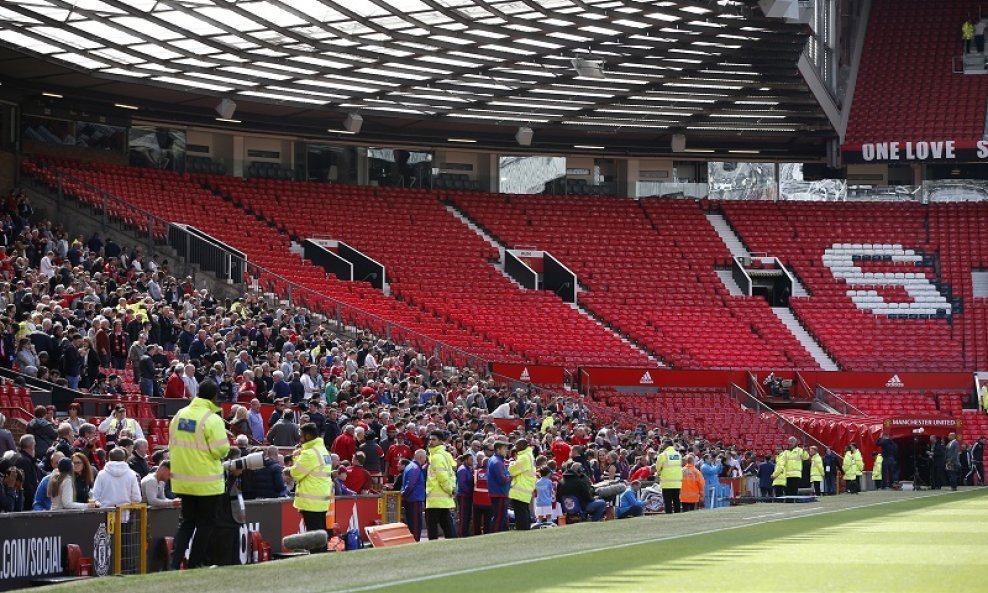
[771,307,840,371]
[715,269,745,296]
[705,213,750,259]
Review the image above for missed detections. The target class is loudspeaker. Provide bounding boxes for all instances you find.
[344,113,363,134]
[215,98,237,120]
[571,58,606,79]
[515,126,533,146]
[671,133,686,153]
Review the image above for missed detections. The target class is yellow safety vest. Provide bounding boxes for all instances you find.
[655,446,682,488]
[426,445,455,509]
[843,452,859,479]
[772,454,787,486]
[168,397,230,496]
[872,454,883,480]
[107,417,139,435]
[785,446,808,478]
[291,439,333,512]
[508,449,536,503]
[540,416,555,434]
[810,454,824,481]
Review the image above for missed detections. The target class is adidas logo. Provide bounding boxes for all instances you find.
[886,374,904,388]
[640,371,654,385]
[520,367,530,382]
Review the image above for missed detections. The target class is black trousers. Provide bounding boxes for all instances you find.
[773,485,786,497]
[682,502,697,512]
[456,496,472,537]
[172,494,221,570]
[209,526,240,566]
[472,505,491,536]
[785,477,800,496]
[425,508,456,541]
[812,481,822,496]
[662,488,681,514]
[511,498,531,531]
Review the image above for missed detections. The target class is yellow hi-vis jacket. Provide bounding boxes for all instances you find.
[843,451,860,479]
[772,453,787,486]
[291,439,333,512]
[426,445,455,509]
[810,454,824,482]
[785,446,809,478]
[655,446,683,488]
[168,397,230,496]
[872,454,883,481]
[508,448,536,503]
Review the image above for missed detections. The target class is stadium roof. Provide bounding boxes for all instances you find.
[0,0,834,156]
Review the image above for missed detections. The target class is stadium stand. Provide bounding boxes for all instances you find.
[448,191,819,369]
[845,0,988,146]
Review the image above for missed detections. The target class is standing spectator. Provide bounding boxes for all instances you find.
[945,432,960,491]
[331,424,357,463]
[15,435,42,510]
[401,449,426,541]
[164,364,187,398]
[0,413,16,457]
[823,447,840,495]
[62,333,83,390]
[971,436,985,486]
[247,446,286,499]
[876,432,898,486]
[182,364,199,399]
[425,430,456,540]
[170,379,230,570]
[455,454,474,537]
[977,18,986,53]
[266,411,299,448]
[757,454,775,498]
[92,447,141,508]
[26,406,57,461]
[247,399,266,444]
[109,321,128,371]
[128,334,147,384]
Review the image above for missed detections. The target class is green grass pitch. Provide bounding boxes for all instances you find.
[34,489,988,593]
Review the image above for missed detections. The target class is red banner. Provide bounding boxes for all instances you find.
[579,367,748,389]
[280,496,382,542]
[883,416,958,438]
[490,363,566,385]
[802,371,974,391]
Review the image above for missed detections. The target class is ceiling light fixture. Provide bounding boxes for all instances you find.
[447,138,477,143]
[215,117,241,123]
[573,144,605,150]
[327,129,357,135]
[571,57,607,79]
[42,92,63,99]
[114,103,139,110]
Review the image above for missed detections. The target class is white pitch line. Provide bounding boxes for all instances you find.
[334,491,963,593]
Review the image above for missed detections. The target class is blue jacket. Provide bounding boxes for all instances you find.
[700,462,721,486]
[487,455,511,497]
[757,461,776,489]
[616,488,643,516]
[33,474,53,511]
[401,461,425,503]
[456,465,474,497]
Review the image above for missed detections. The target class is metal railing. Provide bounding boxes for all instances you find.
[816,385,868,416]
[27,160,496,375]
[729,384,826,450]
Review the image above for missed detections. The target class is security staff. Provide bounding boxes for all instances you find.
[784,436,809,496]
[425,430,456,540]
[170,379,230,570]
[508,438,536,530]
[809,446,824,496]
[291,422,333,540]
[772,446,787,497]
[655,438,682,513]
[843,444,861,494]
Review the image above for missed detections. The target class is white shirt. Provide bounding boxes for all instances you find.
[183,375,199,398]
[39,256,55,279]
[140,473,173,508]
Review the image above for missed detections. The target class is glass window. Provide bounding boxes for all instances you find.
[498,155,565,194]
[367,147,432,188]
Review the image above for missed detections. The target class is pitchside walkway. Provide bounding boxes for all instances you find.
[43,489,986,593]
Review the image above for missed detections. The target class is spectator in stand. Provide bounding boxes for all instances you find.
[51,453,97,510]
[616,480,645,518]
[332,424,358,463]
[26,406,56,461]
[0,413,16,457]
[1,465,24,513]
[129,438,151,479]
[343,451,374,494]
[141,461,180,508]
[963,18,975,54]
[246,399,266,444]
[248,446,286,500]
[33,451,65,510]
[128,333,146,385]
[164,363,186,398]
[109,321,128,371]
[266,410,299,448]
[93,447,141,508]
[556,462,606,522]
[977,18,987,54]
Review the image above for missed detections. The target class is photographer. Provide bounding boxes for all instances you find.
[211,449,247,566]
[290,423,333,543]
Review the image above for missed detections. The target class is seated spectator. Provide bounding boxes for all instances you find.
[343,451,374,494]
[616,480,645,519]
[246,446,286,500]
[141,461,180,508]
[50,456,96,510]
[1,465,24,512]
[266,411,299,447]
[33,451,65,511]
[556,462,606,521]
[92,447,141,509]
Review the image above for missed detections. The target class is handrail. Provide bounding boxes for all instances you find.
[816,385,868,416]
[27,159,495,375]
[795,371,814,401]
[729,383,826,450]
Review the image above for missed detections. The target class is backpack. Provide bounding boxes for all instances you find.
[641,484,664,513]
[344,528,361,551]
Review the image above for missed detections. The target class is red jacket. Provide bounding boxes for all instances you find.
[164,373,186,398]
[332,433,357,464]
